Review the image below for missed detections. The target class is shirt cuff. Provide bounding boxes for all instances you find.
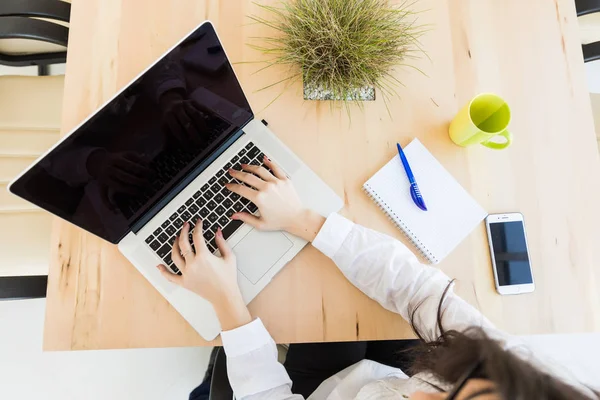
[312,213,354,259]
[221,318,273,358]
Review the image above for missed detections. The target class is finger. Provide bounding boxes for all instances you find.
[263,156,287,180]
[241,163,276,182]
[178,222,195,263]
[157,264,183,285]
[232,212,263,229]
[192,218,208,253]
[229,168,266,189]
[171,238,187,271]
[225,182,257,201]
[214,228,233,260]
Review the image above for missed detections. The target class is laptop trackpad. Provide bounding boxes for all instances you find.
[233,229,293,284]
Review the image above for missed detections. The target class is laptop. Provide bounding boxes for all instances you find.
[8,21,342,340]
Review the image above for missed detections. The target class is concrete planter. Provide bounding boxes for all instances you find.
[303,81,375,101]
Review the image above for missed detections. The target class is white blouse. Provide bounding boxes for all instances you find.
[220,213,584,399]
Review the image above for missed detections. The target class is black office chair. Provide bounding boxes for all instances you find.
[209,348,234,400]
[576,0,600,62]
[576,1,600,152]
[0,0,69,300]
[0,0,70,74]
[187,347,234,400]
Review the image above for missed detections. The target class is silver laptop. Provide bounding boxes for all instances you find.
[8,21,342,340]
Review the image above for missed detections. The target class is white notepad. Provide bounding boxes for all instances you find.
[363,139,487,264]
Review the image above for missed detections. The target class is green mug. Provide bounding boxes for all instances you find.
[449,93,513,150]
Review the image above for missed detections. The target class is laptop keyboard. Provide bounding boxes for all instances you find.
[145,142,267,275]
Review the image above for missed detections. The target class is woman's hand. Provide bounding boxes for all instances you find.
[226,156,326,242]
[156,220,251,331]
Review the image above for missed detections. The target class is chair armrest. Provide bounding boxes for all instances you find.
[576,0,600,17]
[0,276,47,300]
[0,0,70,23]
[584,41,600,62]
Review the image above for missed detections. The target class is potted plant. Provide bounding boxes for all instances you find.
[249,0,426,109]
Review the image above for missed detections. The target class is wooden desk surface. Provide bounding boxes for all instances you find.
[44,0,600,350]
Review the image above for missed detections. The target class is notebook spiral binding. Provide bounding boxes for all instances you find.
[363,185,438,264]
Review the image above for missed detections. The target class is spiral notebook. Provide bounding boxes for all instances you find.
[363,139,487,264]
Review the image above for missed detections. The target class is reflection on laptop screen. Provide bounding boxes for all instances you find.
[10,22,253,243]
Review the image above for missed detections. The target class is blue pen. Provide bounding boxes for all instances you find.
[396,143,427,211]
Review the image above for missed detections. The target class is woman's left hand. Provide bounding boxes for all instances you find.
[156,220,251,331]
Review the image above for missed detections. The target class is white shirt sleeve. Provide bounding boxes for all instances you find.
[312,213,495,341]
[222,318,304,400]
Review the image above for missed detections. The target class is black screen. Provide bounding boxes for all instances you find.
[490,221,533,286]
[10,22,252,243]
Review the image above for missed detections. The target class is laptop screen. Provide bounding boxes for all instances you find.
[9,22,253,244]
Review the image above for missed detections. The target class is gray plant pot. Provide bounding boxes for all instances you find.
[303,81,375,101]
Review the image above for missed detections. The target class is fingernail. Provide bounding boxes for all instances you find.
[264,155,270,161]
[231,214,237,220]
[217,227,223,237]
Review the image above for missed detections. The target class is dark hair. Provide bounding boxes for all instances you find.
[407,282,599,400]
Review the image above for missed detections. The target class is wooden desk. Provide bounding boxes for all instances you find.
[44,0,600,350]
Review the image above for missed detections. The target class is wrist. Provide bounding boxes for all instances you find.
[214,292,252,331]
[286,209,326,242]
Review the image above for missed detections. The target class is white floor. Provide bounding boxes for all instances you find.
[0,299,213,400]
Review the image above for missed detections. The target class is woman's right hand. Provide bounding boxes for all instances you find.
[226,156,326,242]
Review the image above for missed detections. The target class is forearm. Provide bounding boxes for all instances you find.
[214,291,252,331]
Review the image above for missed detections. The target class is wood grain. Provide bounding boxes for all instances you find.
[44,0,600,350]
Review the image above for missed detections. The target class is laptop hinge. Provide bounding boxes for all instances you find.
[130,128,246,234]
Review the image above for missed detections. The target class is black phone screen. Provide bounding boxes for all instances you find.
[489,221,533,286]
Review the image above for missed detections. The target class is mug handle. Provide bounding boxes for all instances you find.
[481,130,513,150]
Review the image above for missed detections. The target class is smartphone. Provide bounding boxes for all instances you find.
[485,213,535,295]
